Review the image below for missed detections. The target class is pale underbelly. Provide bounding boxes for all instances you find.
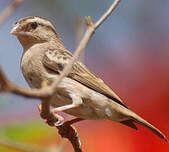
[25,73,126,121]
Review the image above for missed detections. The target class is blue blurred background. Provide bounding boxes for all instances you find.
[0,0,169,151]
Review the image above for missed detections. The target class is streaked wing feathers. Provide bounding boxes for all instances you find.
[43,49,127,108]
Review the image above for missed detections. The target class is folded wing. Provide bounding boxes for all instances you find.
[43,48,128,108]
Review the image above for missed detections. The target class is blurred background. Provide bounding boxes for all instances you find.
[0,0,169,151]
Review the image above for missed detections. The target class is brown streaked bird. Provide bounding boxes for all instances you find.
[11,16,167,142]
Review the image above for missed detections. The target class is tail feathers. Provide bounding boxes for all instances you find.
[123,111,168,142]
[120,120,138,130]
[133,117,168,142]
[109,101,167,141]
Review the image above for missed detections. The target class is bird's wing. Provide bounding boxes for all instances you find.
[43,49,128,108]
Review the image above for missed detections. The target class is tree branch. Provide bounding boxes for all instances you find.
[95,0,121,29]
[57,122,82,152]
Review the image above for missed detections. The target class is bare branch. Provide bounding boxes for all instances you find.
[0,67,58,98]
[95,0,121,29]
[57,123,82,152]
[75,17,85,63]
[0,0,24,25]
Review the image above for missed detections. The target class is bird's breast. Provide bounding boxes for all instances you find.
[21,48,46,88]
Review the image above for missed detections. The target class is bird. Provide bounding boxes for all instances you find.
[10,16,167,142]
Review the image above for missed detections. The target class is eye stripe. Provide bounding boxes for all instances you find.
[16,16,57,33]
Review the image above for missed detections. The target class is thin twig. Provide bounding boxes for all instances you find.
[75,17,85,63]
[94,0,121,29]
[0,67,57,98]
[0,0,24,25]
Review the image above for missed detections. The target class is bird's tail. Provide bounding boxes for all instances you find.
[120,109,168,142]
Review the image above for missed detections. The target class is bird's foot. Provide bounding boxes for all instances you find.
[38,104,65,127]
[38,104,84,127]
[44,112,64,127]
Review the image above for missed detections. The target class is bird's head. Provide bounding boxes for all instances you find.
[11,16,63,49]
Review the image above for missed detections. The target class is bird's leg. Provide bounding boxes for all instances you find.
[51,95,83,126]
[38,101,64,127]
[37,97,62,126]
[38,95,83,126]
[65,118,84,125]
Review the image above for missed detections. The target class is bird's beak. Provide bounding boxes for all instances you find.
[10,24,22,35]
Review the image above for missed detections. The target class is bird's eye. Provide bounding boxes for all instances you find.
[30,22,38,29]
